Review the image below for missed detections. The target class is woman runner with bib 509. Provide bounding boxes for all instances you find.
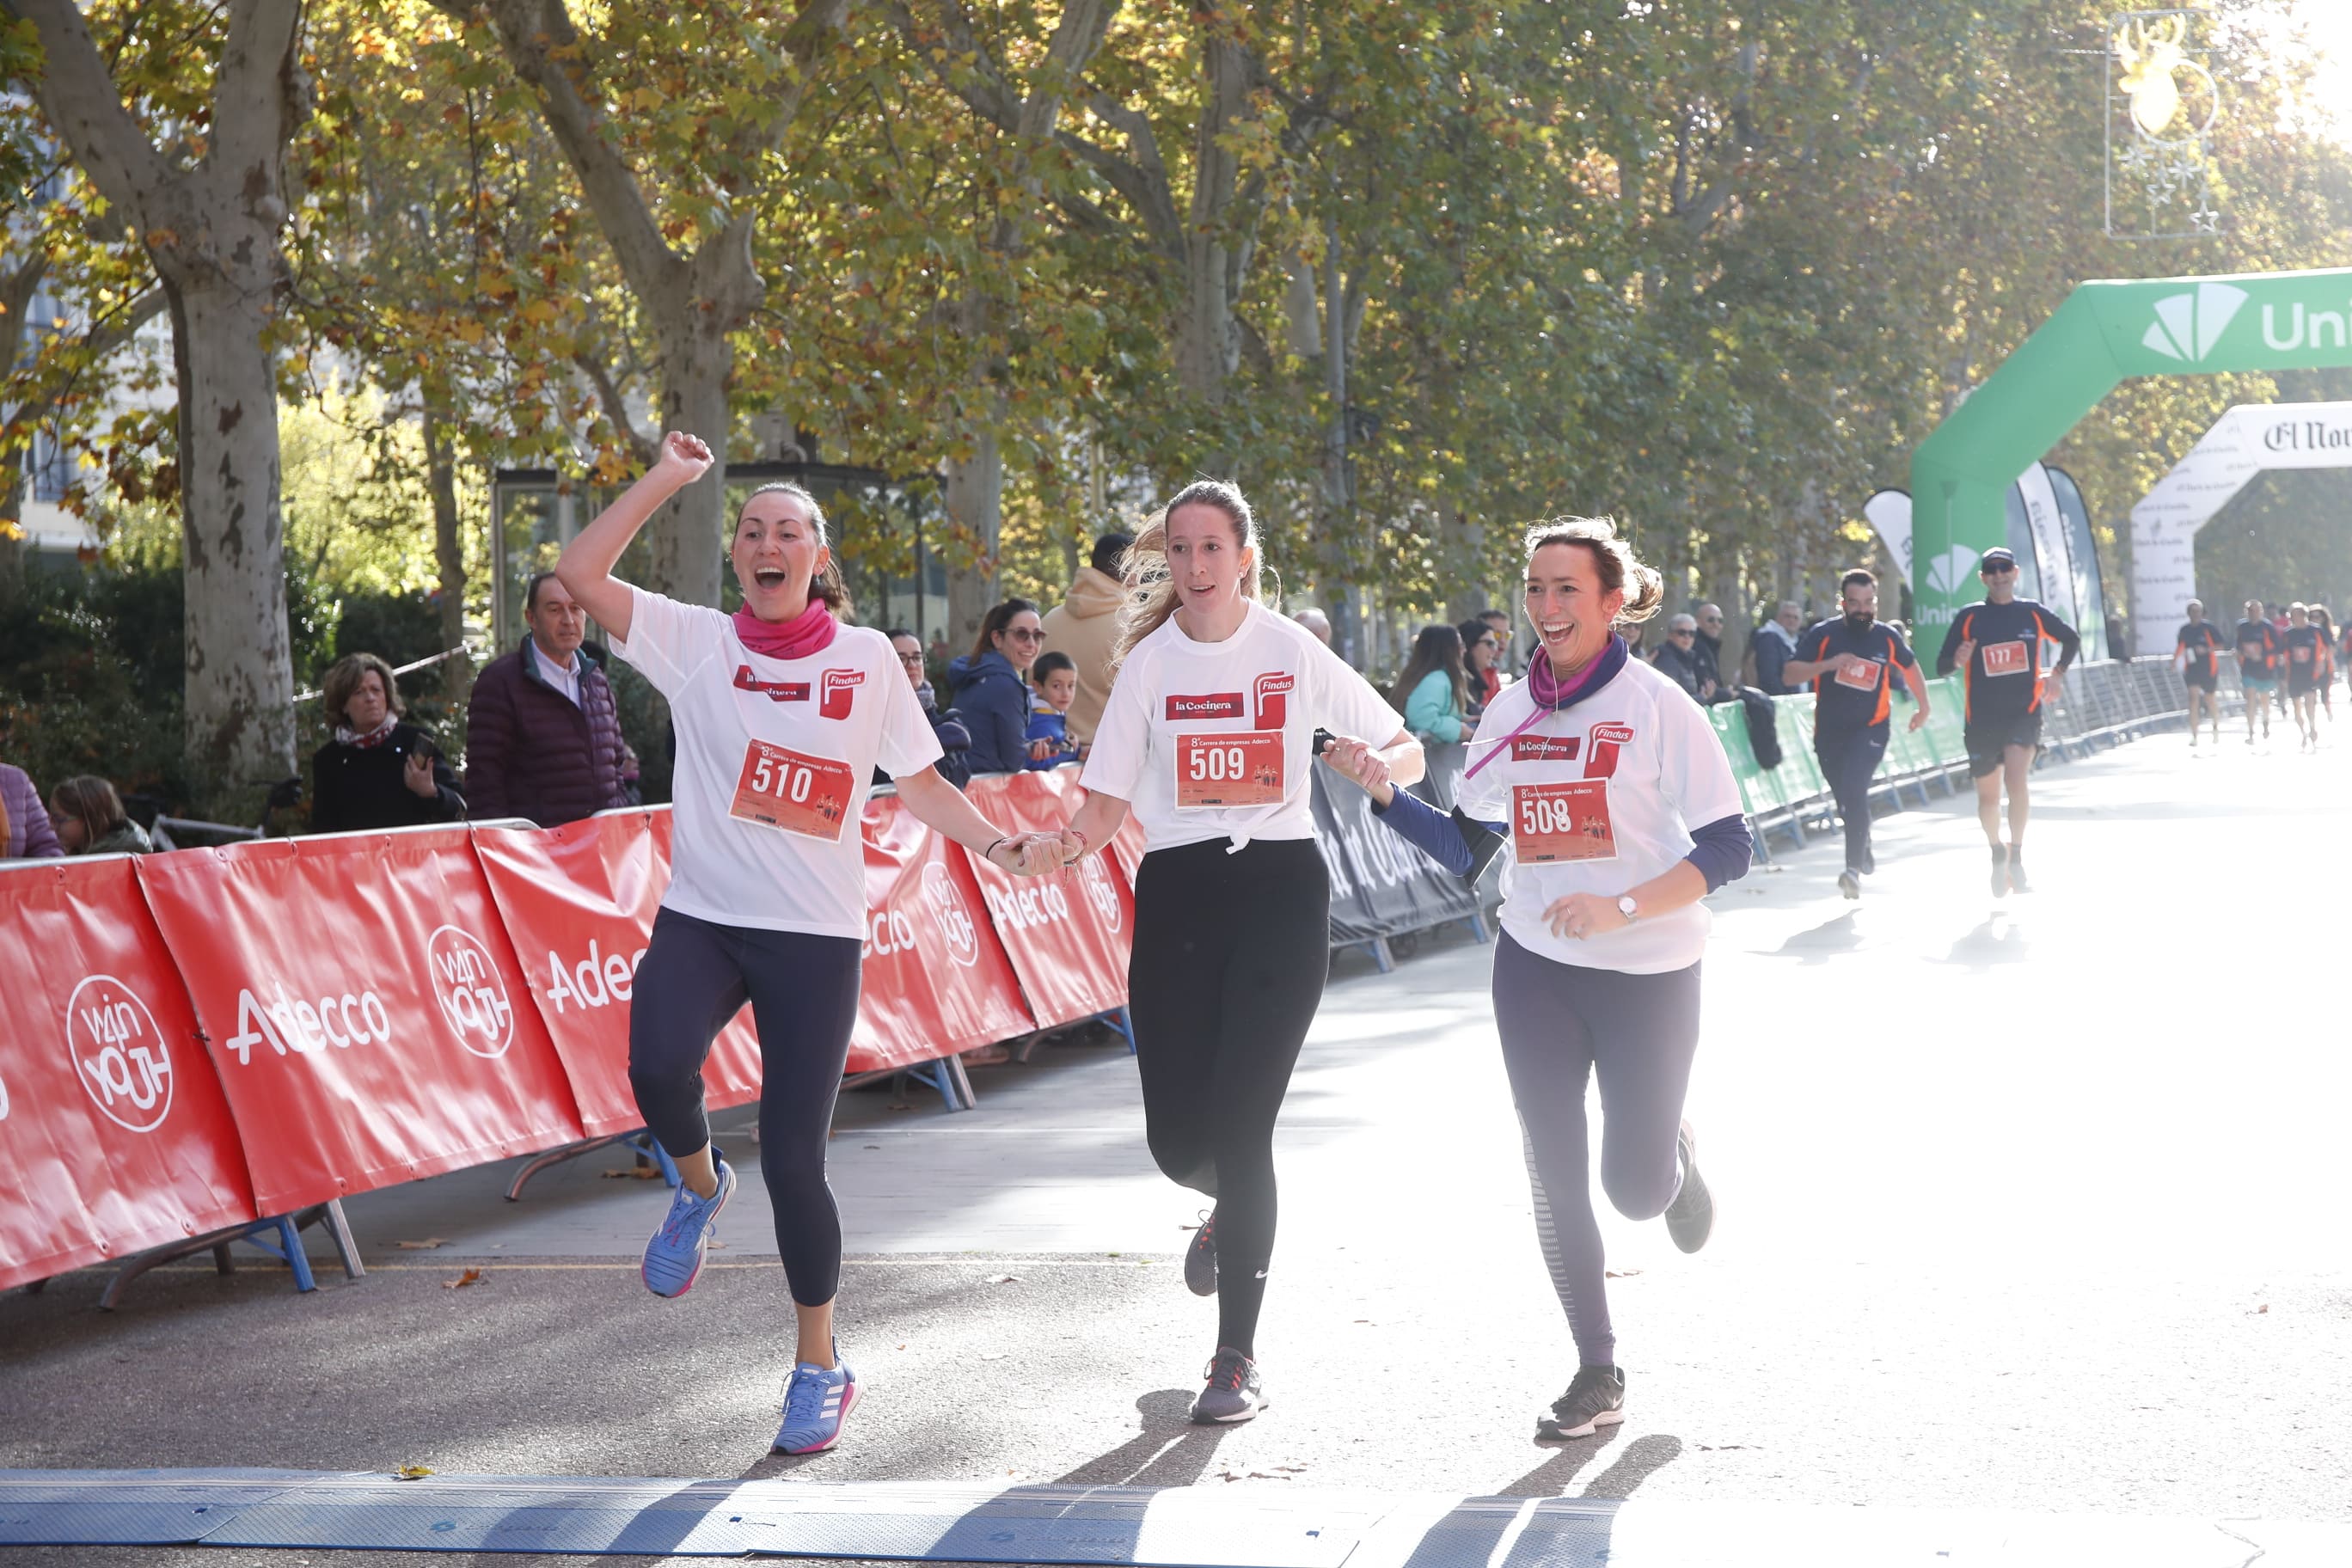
[1325,518,1752,1441]
[1056,481,1424,1424]
[555,432,1063,1457]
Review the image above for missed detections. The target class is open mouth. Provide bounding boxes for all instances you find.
[754,567,787,591]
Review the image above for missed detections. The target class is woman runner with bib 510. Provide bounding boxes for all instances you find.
[1324,518,1752,1441]
[1055,481,1424,1424]
[555,432,1064,1457]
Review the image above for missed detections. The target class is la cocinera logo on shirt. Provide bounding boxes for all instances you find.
[1512,735,1581,763]
[820,668,863,720]
[1253,672,1294,729]
[733,667,810,701]
[1167,692,1244,720]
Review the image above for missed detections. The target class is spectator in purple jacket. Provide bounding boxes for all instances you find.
[464,572,631,827]
[3,760,65,860]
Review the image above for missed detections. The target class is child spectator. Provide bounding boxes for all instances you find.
[1026,650,1081,769]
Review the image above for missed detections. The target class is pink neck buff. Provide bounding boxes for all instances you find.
[1462,632,1629,782]
[733,597,836,661]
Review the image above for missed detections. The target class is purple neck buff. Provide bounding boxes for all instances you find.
[1464,632,1630,781]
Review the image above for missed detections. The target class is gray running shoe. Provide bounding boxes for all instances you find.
[1185,1209,1218,1297]
[1837,869,1860,900]
[1989,843,2010,897]
[1663,1120,1713,1254]
[1190,1346,1264,1424]
[1536,1365,1626,1440]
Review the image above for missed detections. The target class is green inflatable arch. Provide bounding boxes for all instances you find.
[1910,266,2352,636]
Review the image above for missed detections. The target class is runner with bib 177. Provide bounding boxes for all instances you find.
[1053,481,1425,1426]
[554,432,1066,1459]
[1321,516,1754,1442]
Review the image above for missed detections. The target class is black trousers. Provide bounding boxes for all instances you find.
[1815,726,1888,876]
[1126,836,1332,1358]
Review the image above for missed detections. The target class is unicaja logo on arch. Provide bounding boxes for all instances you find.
[2141,282,2246,363]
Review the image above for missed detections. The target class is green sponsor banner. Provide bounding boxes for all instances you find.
[1910,267,2352,635]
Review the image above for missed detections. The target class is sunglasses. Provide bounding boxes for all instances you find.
[1002,627,1045,643]
[1980,564,2018,578]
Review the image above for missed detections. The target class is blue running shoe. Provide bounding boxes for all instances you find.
[640,1156,734,1299]
[774,1358,859,1454]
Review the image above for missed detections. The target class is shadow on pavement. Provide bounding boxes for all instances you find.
[1051,1391,1233,1486]
[1940,914,2030,969]
[1767,911,1863,964]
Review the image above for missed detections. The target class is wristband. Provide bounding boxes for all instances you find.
[984,836,1012,863]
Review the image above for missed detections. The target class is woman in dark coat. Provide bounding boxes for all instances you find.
[946,599,1049,775]
[309,652,465,833]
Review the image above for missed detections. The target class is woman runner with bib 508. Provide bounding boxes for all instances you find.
[555,432,1063,1457]
[1056,481,1424,1424]
[1324,518,1752,1441]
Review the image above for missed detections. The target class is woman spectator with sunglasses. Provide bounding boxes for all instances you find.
[949,599,1051,775]
[1459,618,1505,714]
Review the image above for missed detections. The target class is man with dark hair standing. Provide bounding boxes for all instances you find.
[1785,570,1931,899]
[1039,530,1136,746]
[1935,547,2080,897]
[464,571,630,826]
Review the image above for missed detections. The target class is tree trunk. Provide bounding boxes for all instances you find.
[943,418,1004,656]
[646,322,732,608]
[420,404,472,700]
[170,279,296,799]
[1311,230,1363,667]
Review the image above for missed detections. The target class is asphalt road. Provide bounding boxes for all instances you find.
[4,725,2349,1565]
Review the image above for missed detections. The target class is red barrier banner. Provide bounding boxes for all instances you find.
[0,859,258,1291]
[471,810,762,1138]
[136,828,586,1214]
[850,794,1034,1071]
[962,771,1133,1030]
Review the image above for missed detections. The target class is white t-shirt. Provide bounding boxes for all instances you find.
[1455,658,1743,974]
[1082,599,1406,853]
[613,587,942,937]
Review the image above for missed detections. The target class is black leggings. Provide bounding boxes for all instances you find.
[1815,728,1887,876]
[1491,933,1702,1369]
[628,908,862,1307]
[1126,836,1332,1358]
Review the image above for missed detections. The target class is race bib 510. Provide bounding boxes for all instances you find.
[730,740,854,840]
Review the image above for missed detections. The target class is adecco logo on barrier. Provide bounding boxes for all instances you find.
[540,939,644,1015]
[426,925,517,1059]
[62,975,174,1132]
[1078,855,1122,934]
[922,861,980,968]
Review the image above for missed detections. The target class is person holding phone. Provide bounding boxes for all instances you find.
[554,432,1064,1457]
[309,652,465,832]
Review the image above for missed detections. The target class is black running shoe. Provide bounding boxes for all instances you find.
[1988,843,2009,897]
[1190,1346,1264,1424]
[1837,869,1860,900]
[2006,853,2032,894]
[1663,1119,1712,1254]
[1184,1209,1218,1297]
[1536,1365,1626,1440]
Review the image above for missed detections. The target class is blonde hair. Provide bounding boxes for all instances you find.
[738,482,854,620]
[1522,516,1666,626]
[322,652,404,729]
[1111,482,1280,671]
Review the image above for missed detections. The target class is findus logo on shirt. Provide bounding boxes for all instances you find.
[820,668,864,720]
[1253,672,1294,730]
[1512,735,1581,763]
[1585,722,1635,780]
[1167,692,1245,720]
[733,667,810,702]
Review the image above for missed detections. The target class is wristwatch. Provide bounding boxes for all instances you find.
[1616,894,1640,923]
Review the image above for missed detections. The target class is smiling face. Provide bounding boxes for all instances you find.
[1166,501,1252,617]
[731,490,829,621]
[1466,632,1498,671]
[1525,542,1626,675]
[991,609,1044,673]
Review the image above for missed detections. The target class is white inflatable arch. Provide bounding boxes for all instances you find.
[2130,401,2352,656]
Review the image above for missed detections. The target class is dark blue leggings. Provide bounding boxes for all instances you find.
[1815,728,1887,876]
[1491,933,1702,1369]
[628,908,862,1307]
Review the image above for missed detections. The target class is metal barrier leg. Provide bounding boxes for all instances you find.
[505,1132,638,1201]
[1357,938,1396,973]
[309,1199,364,1283]
[1098,1006,1138,1055]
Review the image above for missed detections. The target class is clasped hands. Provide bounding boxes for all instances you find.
[983,832,1069,877]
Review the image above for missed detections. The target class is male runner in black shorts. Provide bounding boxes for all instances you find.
[1785,568,1932,899]
[1934,547,2079,897]
[2283,603,2324,750]
[2234,600,2281,746]
[2173,600,2225,750]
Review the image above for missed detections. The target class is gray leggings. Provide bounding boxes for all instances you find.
[628,907,862,1307]
[1491,932,1702,1369]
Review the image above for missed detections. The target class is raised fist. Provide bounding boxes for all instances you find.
[653,431,714,487]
